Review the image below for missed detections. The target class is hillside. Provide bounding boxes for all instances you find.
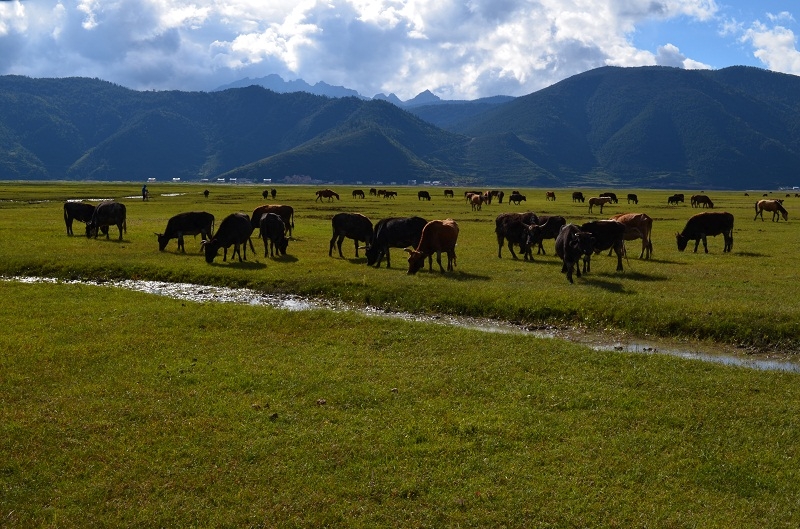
[2,67,800,188]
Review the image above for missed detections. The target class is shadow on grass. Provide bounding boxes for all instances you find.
[734,251,767,258]
[211,260,267,270]
[621,271,669,282]
[581,276,630,293]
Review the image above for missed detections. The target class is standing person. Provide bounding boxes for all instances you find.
[142,184,148,201]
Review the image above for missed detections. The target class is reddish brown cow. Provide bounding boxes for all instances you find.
[545,191,556,201]
[470,194,483,211]
[406,219,459,274]
[610,213,653,259]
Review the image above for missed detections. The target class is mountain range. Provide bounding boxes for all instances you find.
[1,65,800,189]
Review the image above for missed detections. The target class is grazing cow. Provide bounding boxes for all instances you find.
[588,196,613,213]
[627,193,638,204]
[352,189,365,199]
[316,189,340,202]
[508,193,526,205]
[203,189,210,199]
[667,193,684,205]
[579,220,626,274]
[201,212,255,263]
[418,190,432,201]
[262,189,270,199]
[497,190,505,204]
[365,216,427,268]
[754,199,788,222]
[600,192,618,203]
[497,218,535,261]
[64,201,100,236]
[572,191,585,203]
[369,188,377,196]
[676,212,734,253]
[555,224,595,283]
[482,191,493,205]
[156,211,215,252]
[526,215,567,255]
[259,212,289,258]
[406,219,459,274]
[384,190,398,199]
[271,188,277,199]
[329,212,373,258]
[470,193,483,211]
[86,201,126,240]
[251,204,294,237]
[691,194,714,208]
[496,212,539,259]
[610,213,653,259]
[546,191,556,201]
[444,189,454,198]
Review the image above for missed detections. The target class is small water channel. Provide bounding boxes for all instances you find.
[6,276,800,373]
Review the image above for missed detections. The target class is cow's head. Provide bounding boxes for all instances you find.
[201,239,220,263]
[364,244,380,266]
[277,236,289,255]
[155,233,169,251]
[572,231,595,256]
[405,249,426,275]
[675,232,688,252]
[85,222,97,238]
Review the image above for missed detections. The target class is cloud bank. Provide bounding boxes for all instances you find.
[0,0,798,99]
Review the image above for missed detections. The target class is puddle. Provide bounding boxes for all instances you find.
[5,276,800,373]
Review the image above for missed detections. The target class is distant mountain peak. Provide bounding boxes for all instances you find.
[215,74,364,99]
[404,90,442,107]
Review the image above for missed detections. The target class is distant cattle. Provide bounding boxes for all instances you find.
[262,189,270,199]
[555,224,595,283]
[546,191,556,201]
[316,189,340,202]
[365,216,428,268]
[508,193,526,205]
[64,201,101,236]
[259,212,289,258]
[201,212,255,263]
[495,212,539,259]
[418,190,432,201]
[497,190,505,203]
[203,189,210,199]
[86,201,126,241]
[444,189,454,198]
[571,191,585,203]
[610,212,653,259]
[352,189,365,199]
[384,190,398,199]
[470,194,483,211]
[627,193,638,205]
[667,194,684,205]
[676,212,734,253]
[599,192,618,203]
[251,204,294,237]
[526,215,566,255]
[369,188,377,196]
[588,196,613,213]
[691,194,714,208]
[754,199,788,222]
[406,219,459,274]
[156,211,215,252]
[329,212,373,258]
[579,220,626,274]
[271,188,277,199]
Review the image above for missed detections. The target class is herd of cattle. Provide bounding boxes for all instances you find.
[62,189,789,282]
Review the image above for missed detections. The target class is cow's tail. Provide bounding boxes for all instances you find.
[63,203,68,222]
[291,211,295,228]
[123,218,127,234]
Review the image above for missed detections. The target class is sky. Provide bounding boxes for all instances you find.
[0,0,799,100]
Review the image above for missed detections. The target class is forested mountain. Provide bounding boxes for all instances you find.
[2,66,800,189]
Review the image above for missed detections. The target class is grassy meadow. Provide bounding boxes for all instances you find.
[2,182,800,527]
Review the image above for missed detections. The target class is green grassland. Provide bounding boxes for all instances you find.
[1,182,797,350]
[2,182,800,527]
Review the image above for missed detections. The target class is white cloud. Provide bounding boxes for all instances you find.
[741,21,800,74]
[0,0,727,98]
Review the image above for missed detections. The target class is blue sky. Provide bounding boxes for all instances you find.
[0,0,798,100]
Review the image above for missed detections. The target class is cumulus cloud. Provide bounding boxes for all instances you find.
[740,15,800,75]
[0,0,747,99]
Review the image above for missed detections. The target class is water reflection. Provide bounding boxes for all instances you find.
[6,276,800,373]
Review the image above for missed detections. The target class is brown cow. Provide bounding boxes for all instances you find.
[470,193,483,211]
[691,194,714,208]
[754,199,788,222]
[545,191,556,201]
[406,219,459,274]
[610,213,653,259]
[316,189,340,202]
[588,196,613,213]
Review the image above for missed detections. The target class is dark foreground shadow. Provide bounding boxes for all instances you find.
[734,251,767,258]
[581,277,630,293]
[211,260,267,270]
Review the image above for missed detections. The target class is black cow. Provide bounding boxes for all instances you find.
[579,220,626,274]
[508,193,526,205]
[329,212,373,258]
[668,193,685,205]
[676,212,734,253]
[202,213,255,263]
[627,193,638,204]
[417,190,431,201]
[495,212,538,259]
[251,204,294,237]
[600,192,618,204]
[571,191,585,203]
[555,224,596,283]
[526,215,566,255]
[156,211,215,252]
[86,201,126,240]
[365,216,427,268]
[259,212,289,258]
[64,202,105,236]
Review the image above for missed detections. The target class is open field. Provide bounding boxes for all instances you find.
[1,182,798,351]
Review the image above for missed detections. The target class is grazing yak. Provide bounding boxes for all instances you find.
[418,190,432,201]
[64,201,105,236]
[444,189,454,198]
[526,215,567,255]
[352,189,365,199]
[365,216,428,268]
[316,189,340,202]
[754,199,788,222]
[579,220,626,274]
[572,191,585,203]
[329,212,373,258]
[86,201,126,240]
[259,212,289,258]
[610,213,653,259]
[201,212,255,263]
[156,211,215,252]
[627,193,638,204]
[251,204,294,238]
[470,193,483,211]
[508,193,526,205]
[599,192,618,203]
[676,212,734,253]
[406,219,459,274]
[496,212,539,259]
[546,191,556,201]
[555,224,595,283]
[691,194,714,208]
[588,196,613,213]
[667,193,685,205]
